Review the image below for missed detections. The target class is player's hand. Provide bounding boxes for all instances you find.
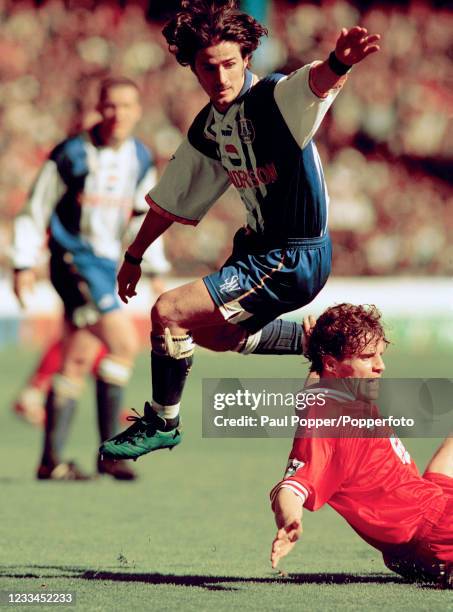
[302,315,316,336]
[302,314,316,352]
[270,519,302,569]
[335,26,380,66]
[117,260,142,304]
[13,269,36,308]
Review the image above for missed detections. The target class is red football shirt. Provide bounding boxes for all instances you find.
[270,389,446,551]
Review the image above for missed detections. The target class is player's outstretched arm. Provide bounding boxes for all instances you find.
[271,488,303,569]
[310,26,381,97]
[118,207,173,304]
[335,26,381,66]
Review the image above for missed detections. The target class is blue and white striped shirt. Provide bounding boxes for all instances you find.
[147,63,343,240]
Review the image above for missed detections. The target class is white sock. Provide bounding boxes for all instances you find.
[152,400,180,421]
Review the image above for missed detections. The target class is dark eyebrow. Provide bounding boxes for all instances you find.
[203,57,236,65]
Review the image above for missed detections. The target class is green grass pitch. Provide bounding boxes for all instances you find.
[0,344,451,611]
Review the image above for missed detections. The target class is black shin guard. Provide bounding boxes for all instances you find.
[151,351,193,406]
[151,332,194,411]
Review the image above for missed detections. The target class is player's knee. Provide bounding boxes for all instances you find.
[61,354,92,379]
[97,355,133,387]
[152,293,179,328]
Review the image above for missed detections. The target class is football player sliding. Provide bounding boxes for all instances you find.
[270,303,453,588]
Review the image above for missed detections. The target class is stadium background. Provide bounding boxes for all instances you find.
[0,0,452,350]
[0,2,452,609]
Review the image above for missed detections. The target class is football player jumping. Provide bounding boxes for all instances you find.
[100,1,380,461]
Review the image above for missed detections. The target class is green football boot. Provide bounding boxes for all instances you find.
[99,402,181,461]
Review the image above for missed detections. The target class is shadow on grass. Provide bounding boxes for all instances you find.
[0,565,421,591]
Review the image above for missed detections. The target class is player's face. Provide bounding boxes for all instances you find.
[328,337,386,402]
[193,41,249,112]
[97,85,142,146]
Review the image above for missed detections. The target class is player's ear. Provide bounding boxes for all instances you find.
[323,356,338,375]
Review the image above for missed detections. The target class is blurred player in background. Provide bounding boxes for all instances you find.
[12,239,170,427]
[11,76,162,481]
[100,0,380,462]
[270,303,453,588]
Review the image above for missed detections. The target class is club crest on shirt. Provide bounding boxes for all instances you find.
[284,458,305,478]
[219,275,240,294]
[238,118,255,144]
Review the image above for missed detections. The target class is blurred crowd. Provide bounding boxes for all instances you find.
[0,0,451,277]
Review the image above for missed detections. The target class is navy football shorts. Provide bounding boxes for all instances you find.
[203,228,331,334]
[49,240,120,328]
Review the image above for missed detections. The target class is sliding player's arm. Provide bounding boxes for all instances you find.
[270,434,341,568]
[271,489,303,569]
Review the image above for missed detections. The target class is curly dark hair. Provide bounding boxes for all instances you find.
[162,0,268,67]
[305,303,389,375]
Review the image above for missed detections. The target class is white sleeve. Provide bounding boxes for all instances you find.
[10,160,66,268]
[125,167,172,276]
[146,137,231,226]
[123,165,159,245]
[133,166,158,213]
[274,63,343,150]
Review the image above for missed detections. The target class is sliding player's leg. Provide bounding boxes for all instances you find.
[13,338,63,426]
[384,436,453,587]
[424,436,453,478]
[14,337,110,427]
[420,436,453,584]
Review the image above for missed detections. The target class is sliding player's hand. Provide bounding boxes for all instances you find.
[117,260,142,304]
[270,519,302,569]
[335,26,380,66]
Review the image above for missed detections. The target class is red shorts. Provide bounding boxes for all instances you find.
[382,471,453,583]
[416,471,453,563]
